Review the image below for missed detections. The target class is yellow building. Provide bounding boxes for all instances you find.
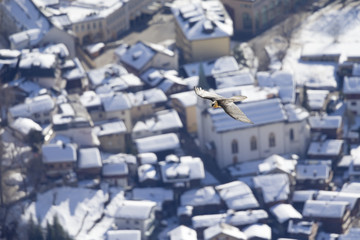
[171,90,198,134]
[172,0,233,63]
[221,0,304,36]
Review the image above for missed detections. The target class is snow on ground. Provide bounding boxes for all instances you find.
[282,2,360,87]
[20,186,120,240]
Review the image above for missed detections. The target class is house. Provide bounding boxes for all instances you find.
[302,200,352,234]
[107,200,157,240]
[132,109,183,139]
[8,93,56,125]
[192,209,268,239]
[287,220,318,240]
[291,190,317,213]
[106,230,141,240]
[137,163,160,187]
[9,117,43,142]
[343,76,360,115]
[131,187,175,219]
[76,147,102,179]
[177,205,194,225]
[62,58,88,93]
[159,155,205,189]
[79,91,103,123]
[42,141,77,177]
[137,152,158,165]
[172,0,233,63]
[242,223,271,240]
[93,120,127,153]
[308,115,343,139]
[305,90,330,112]
[140,69,188,95]
[18,51,65,91]
[170,90,198,134]
[220,0,302,36]
[270,203,302,225]
[52,94,99,147]
[116,41,178,75]
[215,180,259,211]
[1,0,75,57]
[203,223,246,240]
[295,160,333,190]
[197,92,310,169]
[102,161,129,188]
[135,133,181,158]
[0,49,21,83]
[33,0,129,45]
[167,225,197,240]
[315,190,360,217]
[180,186,222,215]
[307,139,344,165]
[253,173,291,207]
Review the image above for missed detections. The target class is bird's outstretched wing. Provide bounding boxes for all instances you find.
[221,102,253,124]
[194,87,224,101]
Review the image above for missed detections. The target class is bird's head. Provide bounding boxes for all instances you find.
[211,101,220,108]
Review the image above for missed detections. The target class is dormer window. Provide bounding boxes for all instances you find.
[202,20,214,33]
[132,50,142,60]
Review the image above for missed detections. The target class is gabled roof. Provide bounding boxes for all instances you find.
[307,139,344,156]
[168,225,197,240]
[110,200,157,220]
[132,187,173,211]
[242,224,271,240]
[10,117,42,135]
[253,173,290,204]
[172,0,233,41]
[302,200,349,218]
[270,203,302,224]
[9,94,55,118]
[102,161,128,176]
[94,120,127,136]
[215,181,259,210]
[106,230,141,240]
[137,164,159,183]
[180,186,221,206]
[135,133,180,153]
[87,64,128,88]
[204,223,246,240]
[296,162,331,180]
[100,92,132,112]
[308,115,342,129]
[170,90,197,107]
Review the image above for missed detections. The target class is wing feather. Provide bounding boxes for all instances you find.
[194,87,224,101]
[221,102,253,124]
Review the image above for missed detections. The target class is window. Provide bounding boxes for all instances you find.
[243,12,252,30]
[250,136,257,151]
[233,156,238,165]
[290,128,294,141]
[93,22,97,29]
[269,132,276,147]
[351,101,357,106]
[231,140,238,154]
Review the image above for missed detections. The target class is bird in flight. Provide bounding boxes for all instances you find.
[194,87,253,124]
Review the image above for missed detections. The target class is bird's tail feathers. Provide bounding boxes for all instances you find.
[229,95,247,102]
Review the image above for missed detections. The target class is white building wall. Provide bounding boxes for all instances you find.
[345,99,360,115]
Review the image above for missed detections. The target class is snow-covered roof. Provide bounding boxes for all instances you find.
[170,90,197,107]
[215,71,255,89]
[42,43,70,59]
[3,0,50,32]
[132,187,173,211]
[338,228,360,240]
[353,63,360,76]
[19,52,56,69]
[287,220,316,236]
[9,29,44,49]
[253,173,290,204]
[341,182,360,194]
[242,223,271,240]
[215,181,259,210]
[135,133,180,153]
[316,191,360,211]
[296,162,331,180]
[172,0,233,41]
[102,153,137,165]
[106,230,141,240]
[270,203,302,224]
[137,152,158,165]
[132,109,183,136]
[78,147,102,169]
[302,200,349,218]
[227,159,264,178]
[100,92,132,112]
[168,225,197,240]
[258,154,297,175]
[343,76,360,95]
[301,42,360,60]
[180,186,221,206]
[309,115,342,129]
[87,64,128,88]
[79,91,102,108]
[204,223,246,240]
[94,120,127,137]
[292,190,317,203]
[128,88,167,107]
[159,155,205,183]
[118,41,155,71]
[209,98,287,133]
[137,164,159,183]
[102,161,128,177]
[111,200,157,220]
[10,117,42,135]
[307,139,344,156]
[42,142,77,163]
[182,56,238,78]
[306,89,329,111]
[62,58,86,80]
[192,209,268,229]
[38,0,125,24]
